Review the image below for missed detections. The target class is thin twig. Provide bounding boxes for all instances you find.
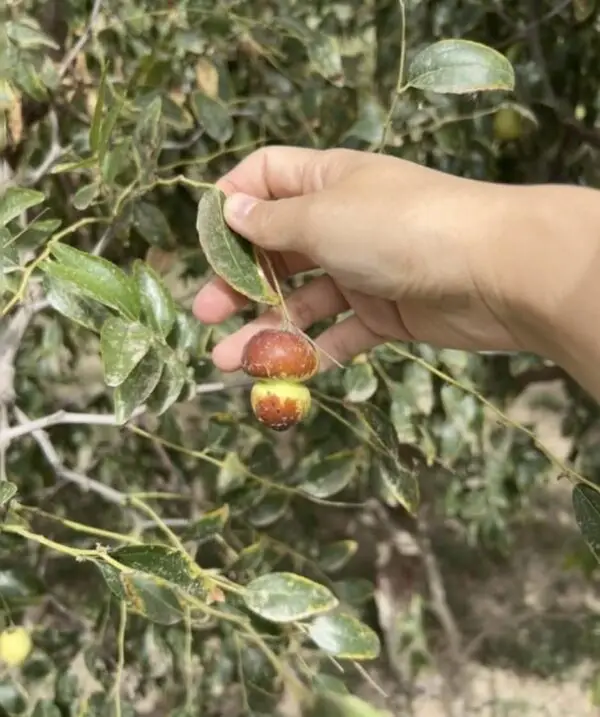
[12,407,128,506]
[24,111,64,185]
[58,0,105,79]
[0,380,233,447]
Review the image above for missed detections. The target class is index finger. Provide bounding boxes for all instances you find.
[216,146,335,200]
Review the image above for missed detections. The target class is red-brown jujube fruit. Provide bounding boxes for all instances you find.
[241,328,318,382]
[250,380,311,431]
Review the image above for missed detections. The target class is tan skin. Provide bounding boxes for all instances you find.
[193,147,600,401]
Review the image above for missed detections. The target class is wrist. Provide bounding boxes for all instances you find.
[483,183,600,398]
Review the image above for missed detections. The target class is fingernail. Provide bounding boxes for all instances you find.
[223,193,258,223]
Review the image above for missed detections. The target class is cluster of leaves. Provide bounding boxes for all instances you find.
[1,0,600,715]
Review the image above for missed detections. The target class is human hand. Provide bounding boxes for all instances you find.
[193,146,542,373]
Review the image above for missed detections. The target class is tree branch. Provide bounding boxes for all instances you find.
[58,0,105,79]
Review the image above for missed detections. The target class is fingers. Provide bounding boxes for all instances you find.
[193,252,317,324]
[216,145,348,200]
[315,314,384,369]
[210,275,350,372]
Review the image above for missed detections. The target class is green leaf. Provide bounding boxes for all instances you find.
[343,362,378,403]
[333,578,374,607]
[133,96,163,153]
[109,544,206,597]
[0,567,44,604]
[375,452,420,515]
[96,563,183,625]
[72,182,99,211]
[45,243,140,319]
[0,681,26,714]
[172,311,210,358]
[51,156,99,175]
[99,97,126,161]
[573,0,596,21]
[133,260,176,338]
[247,493,290,528]
[299,452,357,498]
[6,20,59,50]
[133,202,173,249]
[196,188,279,306]
[0,481,17,505]
[113,348,164,423]
[318,540,358,573]
[406,40,515,94]
[44,275,109,332]
[100,317,154,386]
[310,692,393,717]
[190,91,234,143]
[0,187,45,227]
[307,613,380,660]
[90,64,108,153]
[146,355,187,415]
[179,505,230,543]
[573,483,600,560]
[243,572,338,623]
[31,700,62,717]
[308,33,344,87]
[101,138,132,184]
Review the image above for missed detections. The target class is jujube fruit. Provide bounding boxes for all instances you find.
[250,380,311,431]
[241,328,319,382]
[0,627,32,667]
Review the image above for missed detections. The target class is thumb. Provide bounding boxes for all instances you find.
[223,192,312,253]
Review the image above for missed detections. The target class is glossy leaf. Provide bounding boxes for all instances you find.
[299,452,358,498]
[172,310,210,358]
[307,612,380,660]
[96,562,183,625]
[196,188,279,306]
[0,481,17,505]
[191,91,234,143]
[573,483,600,560]
[179,505,230,543]
[0,186,45,227]
[113,348,164,423]
[109,544,206,597]
[133,202,173,249]
[375,452,420,515]
[343,362,378,403]
[318,540,358,573]
[243,572,338,623]
[146,356,187,415]
[133,260,176,338]
[406,40,515,94]
[45,243,140,319]
[100,317,153,386]
[45,275,110,332]
[247,492,290,528]
[72,182,99,211]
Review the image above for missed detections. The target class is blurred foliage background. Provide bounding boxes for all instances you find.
[1,0,600,716]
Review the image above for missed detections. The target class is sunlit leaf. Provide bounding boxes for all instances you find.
[100,317,153,386]
[133,260,176,338]
[310,692,393,717]
[0,187,45,227]
[96,562,184,625]
[109,544,207,598]
[179,505,230,543]
[573,483,600,560]
[6,19,59,50]
[308,33,345,86]
[374,452,419,515]
[318,540,358,573]
[244,572,338,623]
[299,451,358,498]
[45,243,140,320]
[113,348,164,423]
[407,39,515,94]
[0,481,17,505]
[307,612,380,660]
[45,275,110,333]
[343,362,378,403]
[196,188,279,306]
[146,355,187,415]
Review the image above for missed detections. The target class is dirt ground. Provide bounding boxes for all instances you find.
[357,381,600,716]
